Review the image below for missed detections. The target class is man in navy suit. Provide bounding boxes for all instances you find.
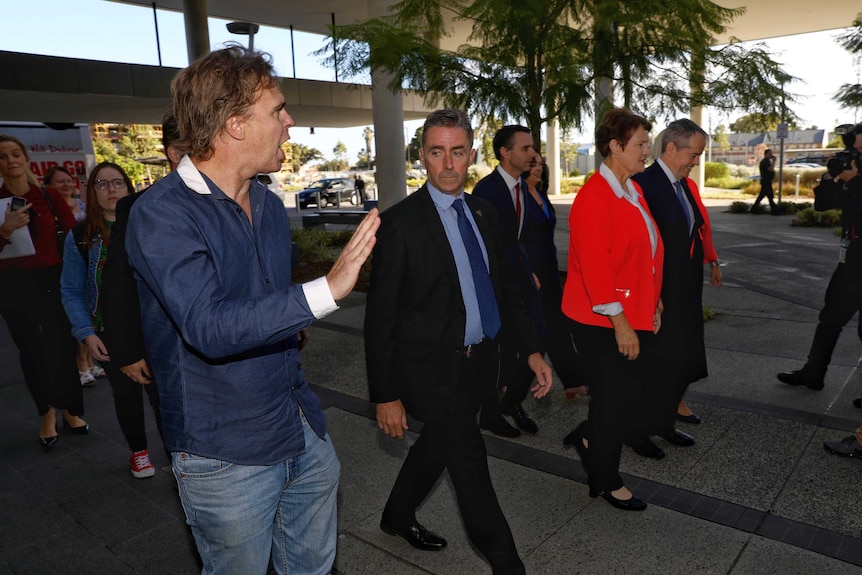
[365,109,552,573]
[472,125,541,436]
[630,119,720,459]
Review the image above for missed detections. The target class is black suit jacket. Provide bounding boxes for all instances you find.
[100,191,146,367]
[633,162,706,375]
[364,186,541,422]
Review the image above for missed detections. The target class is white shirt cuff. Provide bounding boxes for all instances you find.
[593,302,623,317]
[302,276,339,319]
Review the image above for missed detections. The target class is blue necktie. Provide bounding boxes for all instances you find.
[452,199,501,340]
[674,180,692,233]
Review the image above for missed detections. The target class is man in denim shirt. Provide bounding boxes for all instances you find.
[125,46,379,575]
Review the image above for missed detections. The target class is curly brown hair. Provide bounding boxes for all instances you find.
[82,162,133,248]
[171,44,277,161]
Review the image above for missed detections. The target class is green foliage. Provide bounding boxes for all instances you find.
[705,176,745,189]
[749,203,767,214]
[93,138,145,184]
[584,170,596,183]
[466,164,492,189]
[833,15,862,111]
[728,201,750,213]
[704,162,730,179]
[285,142,323,173]
[324,0,796,146]
[792,207,842,227]
[569,168,581,177]
[290,229,355,263]
[560,179,583,194]
[702,305,717,322]
[729,112,799,133]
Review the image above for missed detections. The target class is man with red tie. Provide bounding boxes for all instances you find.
[473,125,540,436]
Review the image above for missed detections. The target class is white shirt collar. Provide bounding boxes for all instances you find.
[495,165,520,192]
[177,155,211,195]
[655,157,681,186]
[599,162,639,201]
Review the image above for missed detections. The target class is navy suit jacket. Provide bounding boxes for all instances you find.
[633,162,707,374]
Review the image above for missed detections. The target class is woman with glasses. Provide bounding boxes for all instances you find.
[43,166,106,386]
[0,134,88,447]
[61,163,160,477]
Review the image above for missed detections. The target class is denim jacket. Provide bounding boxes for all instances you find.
[60,225,101,343]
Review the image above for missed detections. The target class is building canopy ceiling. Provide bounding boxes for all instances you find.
[114,0,859,45]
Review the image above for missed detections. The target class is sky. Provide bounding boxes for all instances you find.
[1,0,860,163]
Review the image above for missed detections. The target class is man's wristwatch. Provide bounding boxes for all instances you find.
[709,259,720,268]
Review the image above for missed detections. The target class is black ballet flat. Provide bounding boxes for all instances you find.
[39,435,59,448]
[62,421,90,435]
[589,490,647,511]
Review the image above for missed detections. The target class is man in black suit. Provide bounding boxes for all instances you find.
[472,125,541,436]
[630,119,719,459]
[365,109,552,574]
[753,148,776,212]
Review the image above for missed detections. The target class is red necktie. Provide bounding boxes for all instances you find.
[515,182,522,223]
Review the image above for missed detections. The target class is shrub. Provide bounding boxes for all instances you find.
[728,201,750,213]
[466,164,492,190]
[290,229,354,263]
[704,162,729,180]
[792,207,842,228]
[560,180,582,194]
[569,168,581,177]
[750,203,767,215]
[702,305,717,322]
[583,169,596,183]
[705,176,746,189]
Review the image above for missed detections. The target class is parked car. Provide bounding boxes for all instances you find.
[297,177,355,209]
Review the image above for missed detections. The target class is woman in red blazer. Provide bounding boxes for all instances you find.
[561,109,664,511]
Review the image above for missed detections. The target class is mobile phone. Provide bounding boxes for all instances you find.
[10,197,27,211]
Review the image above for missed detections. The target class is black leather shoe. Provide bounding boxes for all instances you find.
[380,521,447,551]
[501,404,538,434]
[853,398,861,409]
[63,420,90,435]
[480,416,521,438]
[676,412,701,425]
[777,370,824,390]
[39,435,58,448]
[627,438,665,459]
[659,429,695,447]
[589,490,647,511]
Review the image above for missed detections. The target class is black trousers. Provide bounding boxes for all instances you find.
[569,320,669,493]
[383,349,525,575]
[102,360,163,453]
[801,256,862,380]
[0,265,83,416]
[754,181,776,209]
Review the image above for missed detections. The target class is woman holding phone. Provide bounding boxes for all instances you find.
[0,134,88,448]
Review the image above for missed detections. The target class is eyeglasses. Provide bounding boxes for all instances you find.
[94,179,127,192]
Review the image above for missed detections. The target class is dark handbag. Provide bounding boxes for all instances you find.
[39,186,67,258]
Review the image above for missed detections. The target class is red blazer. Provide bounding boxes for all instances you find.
[685,177,718,263]
[562,172,664,331]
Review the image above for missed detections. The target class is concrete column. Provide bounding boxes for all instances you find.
[368,0,406,211]
[371,69,407,211]
[183,0,210,64]
[545,117,560,196]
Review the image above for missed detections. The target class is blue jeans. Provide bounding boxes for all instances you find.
[171,416,340,575]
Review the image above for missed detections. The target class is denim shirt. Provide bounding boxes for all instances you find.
[126,156,338,465]
[60,228,102,343]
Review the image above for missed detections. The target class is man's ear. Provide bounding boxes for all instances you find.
[166,146,182,166]
[224,115,245,141]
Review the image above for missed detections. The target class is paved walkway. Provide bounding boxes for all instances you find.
[3,197,862,574]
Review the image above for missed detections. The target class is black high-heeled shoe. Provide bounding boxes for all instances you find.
[589,489,647,511]
[39,435,59,448]
[62,420,90,435]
